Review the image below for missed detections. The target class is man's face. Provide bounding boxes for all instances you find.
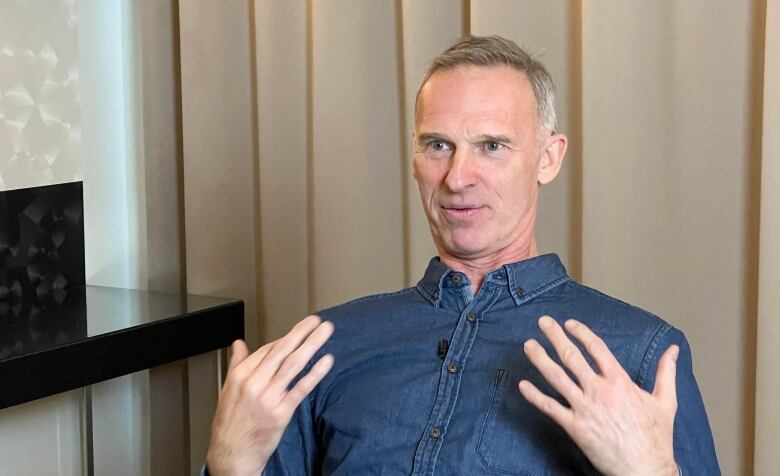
[413,65,563,261]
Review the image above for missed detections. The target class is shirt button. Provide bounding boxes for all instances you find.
[451,274,461,285]
[432,291,439,300]
[466,312,477,323]
[447,362,458,373]
[430,427,441,438]
[516,288,525,299]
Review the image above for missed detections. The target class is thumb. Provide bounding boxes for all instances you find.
[652,344,679,410]
[228,339,250,371]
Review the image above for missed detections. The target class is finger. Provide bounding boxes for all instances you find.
[524,339,584,404]
[229,340,273,379]
[281,353,335,413]
[223,341,274,401]
[245,315,323,376]
[518,379,574,430]
[564,319,622,377]
[267,320,335,395]
[537,316,597,389]
[228,339,249,372]
[652,344,679,411]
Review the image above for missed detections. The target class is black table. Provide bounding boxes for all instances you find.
[0,285,244,409]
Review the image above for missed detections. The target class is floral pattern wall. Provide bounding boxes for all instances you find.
[0,0,82,191]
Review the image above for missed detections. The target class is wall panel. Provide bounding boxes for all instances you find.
[255,0,310,340]
[310,0,405,309]
[179,0,259,470]
[755,0,780,472]
[581,1,756,473]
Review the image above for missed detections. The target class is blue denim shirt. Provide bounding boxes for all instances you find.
[263,254,720,475]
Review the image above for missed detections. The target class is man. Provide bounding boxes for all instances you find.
[205,36,719,475]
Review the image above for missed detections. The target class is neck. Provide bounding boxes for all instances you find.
[439,237,539,295]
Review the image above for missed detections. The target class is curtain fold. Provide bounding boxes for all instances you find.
[755,0,779,473]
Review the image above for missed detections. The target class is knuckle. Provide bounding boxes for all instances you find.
[548,371,561,388]
[257,398,278,418]
[552,368,569,386]
[241,379,265,398]
[280,354,303,376]
[561,346,579,366]
[226,371,247,390]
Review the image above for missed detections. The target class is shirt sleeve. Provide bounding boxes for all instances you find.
[637,325,721,475]
[263,389,322,475]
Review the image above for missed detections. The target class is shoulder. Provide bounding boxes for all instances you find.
[552,279,675,335]
[314,286,422,323]
[549,279,689,383]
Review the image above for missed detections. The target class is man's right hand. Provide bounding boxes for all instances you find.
[206,315,335,476]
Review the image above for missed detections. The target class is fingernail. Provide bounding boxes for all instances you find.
[672,345,680,362]
[538,316,552,329]
[565,319,578,329]
[523,340,533,352]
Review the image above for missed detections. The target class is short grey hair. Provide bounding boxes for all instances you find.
[416,35,558,133]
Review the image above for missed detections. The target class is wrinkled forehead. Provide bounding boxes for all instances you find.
[414,65,538,131]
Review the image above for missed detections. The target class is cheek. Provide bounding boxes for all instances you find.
[413,158,444,196]
[494,174,537,214]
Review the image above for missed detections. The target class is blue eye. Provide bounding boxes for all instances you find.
[485,142,502,152]
[429,140,448,151]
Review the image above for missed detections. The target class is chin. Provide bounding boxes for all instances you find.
[444,239,490,259]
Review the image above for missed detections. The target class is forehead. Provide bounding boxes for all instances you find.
[415,65,538,131]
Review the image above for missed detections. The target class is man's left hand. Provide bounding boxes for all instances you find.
[519,316,679,476]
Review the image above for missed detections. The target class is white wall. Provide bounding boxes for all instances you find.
[80,0,150,474]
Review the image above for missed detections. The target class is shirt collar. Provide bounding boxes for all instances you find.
[416,253,569,306]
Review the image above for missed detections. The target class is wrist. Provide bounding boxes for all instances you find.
[646,460,679,476]
[205,455,266,476]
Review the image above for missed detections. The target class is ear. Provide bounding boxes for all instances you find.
[411,131,421,182]
[537,132,568,185]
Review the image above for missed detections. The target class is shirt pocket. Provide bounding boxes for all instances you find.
[476,368,600,476]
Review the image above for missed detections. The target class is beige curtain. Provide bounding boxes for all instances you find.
[169,0,778,474]
[755,1,779,474]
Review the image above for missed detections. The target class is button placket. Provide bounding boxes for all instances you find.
[410,286,497,476]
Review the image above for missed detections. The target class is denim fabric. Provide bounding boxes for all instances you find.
[265,254,720,475]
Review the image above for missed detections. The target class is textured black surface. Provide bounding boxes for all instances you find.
[0,285,86,361]
[0,181,85,315]
[0,285,244,409]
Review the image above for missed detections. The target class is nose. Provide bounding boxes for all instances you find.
[443,148,477,193]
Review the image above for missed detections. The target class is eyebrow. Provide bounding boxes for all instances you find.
[472,134,514,144]
[415,132,515,145]
[415,132,449,144]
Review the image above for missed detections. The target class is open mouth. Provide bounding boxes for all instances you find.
[440,205,484,220]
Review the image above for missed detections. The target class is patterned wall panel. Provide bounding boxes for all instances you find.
[0,181,85,360]
[0,0,82,190]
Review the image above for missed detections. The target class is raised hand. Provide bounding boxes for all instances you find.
[206,315,334,476]
[519,316,679,476]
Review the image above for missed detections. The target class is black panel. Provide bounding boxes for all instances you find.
[0,182,86,363]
